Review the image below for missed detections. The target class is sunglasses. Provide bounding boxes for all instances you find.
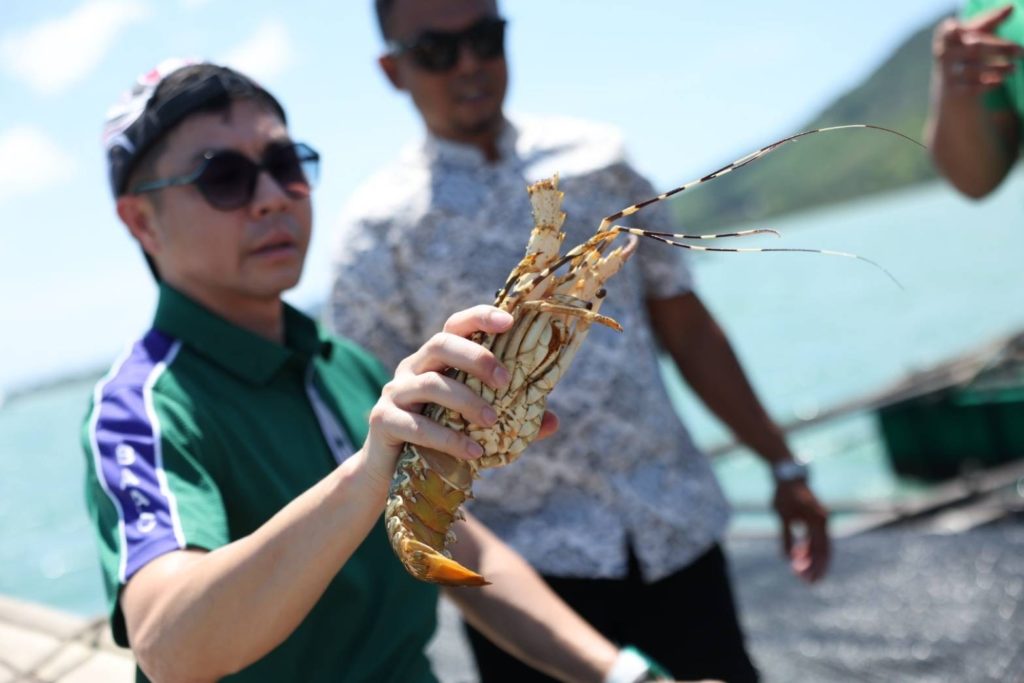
[132,141,320,211]
[387,17,507,73]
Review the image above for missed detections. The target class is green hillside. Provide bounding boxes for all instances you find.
[671,20,938,230]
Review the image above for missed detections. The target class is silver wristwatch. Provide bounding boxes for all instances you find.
[771,459,809,482]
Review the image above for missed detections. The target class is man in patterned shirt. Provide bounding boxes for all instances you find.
[327,1,831,681]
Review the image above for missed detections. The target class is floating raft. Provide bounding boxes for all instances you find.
[879,332,1024,481]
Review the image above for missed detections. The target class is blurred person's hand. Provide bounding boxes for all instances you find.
[774,479,830,583]
[933,4,1024,98]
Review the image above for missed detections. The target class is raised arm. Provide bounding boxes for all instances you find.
[926,5,1024,198]
[120,306,516,682]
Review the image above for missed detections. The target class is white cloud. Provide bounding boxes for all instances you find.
[219,20,292,83]
[0,127,76,205]
[1,0,150,95]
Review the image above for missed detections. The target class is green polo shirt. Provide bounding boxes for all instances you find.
[965,0,1024,115]
[82,284,438,682]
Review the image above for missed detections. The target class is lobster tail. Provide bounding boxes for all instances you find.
[391,536,490,587]
[385,442,490,585]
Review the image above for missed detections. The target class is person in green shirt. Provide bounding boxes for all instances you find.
[84,60,688,683]
[927,2,1024,197]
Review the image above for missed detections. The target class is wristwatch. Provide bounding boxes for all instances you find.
[771,458,809,482]
[604,646,671,683]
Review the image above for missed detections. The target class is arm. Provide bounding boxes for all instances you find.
[443,514,618,683]
[925,5,1023,198]
[122,457,390,681]
[646,292,829,583]
[121,306,517,682]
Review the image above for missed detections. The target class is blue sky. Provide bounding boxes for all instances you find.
[0,0,957,394]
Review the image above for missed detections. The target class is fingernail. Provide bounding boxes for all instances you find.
[481,406,498,426]
[493,365,511,386]
[466,441,484,458]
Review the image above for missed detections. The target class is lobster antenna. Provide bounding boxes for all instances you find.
[610,226,904,290]
[497,124,922,302]
[497,227,778,303]
[598,124,926,232]
[639,228,780,240]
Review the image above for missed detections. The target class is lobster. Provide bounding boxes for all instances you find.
[384,124,919,586]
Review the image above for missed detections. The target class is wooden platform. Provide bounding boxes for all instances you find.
[0,595,132,683]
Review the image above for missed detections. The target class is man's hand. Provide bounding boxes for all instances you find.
[934,5,1023,99]
[360,304,558,488]
[773,479,830,583]
[361,305,514,485]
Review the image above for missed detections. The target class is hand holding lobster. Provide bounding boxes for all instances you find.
[361,305,557,491]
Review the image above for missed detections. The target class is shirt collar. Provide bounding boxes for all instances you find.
[419,117,519,168]
[152,283,332,385]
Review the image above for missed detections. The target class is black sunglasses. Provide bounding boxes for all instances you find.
[387,17,507,73]
[132,141,320,211]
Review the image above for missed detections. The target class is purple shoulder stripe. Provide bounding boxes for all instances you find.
[89,329,185,583]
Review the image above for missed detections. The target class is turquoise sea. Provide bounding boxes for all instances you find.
[3,174,1024,618]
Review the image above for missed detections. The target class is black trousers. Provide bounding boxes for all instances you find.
[463,543,759,683]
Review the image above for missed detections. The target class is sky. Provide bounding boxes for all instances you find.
[0,0,958,395]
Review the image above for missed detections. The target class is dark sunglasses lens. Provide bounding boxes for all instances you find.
[195,153,257,210]
[411,34,459,72]
[266,144,318,199]
[468,20,505,59]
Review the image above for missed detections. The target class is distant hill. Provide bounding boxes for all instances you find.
[671,19,939,231]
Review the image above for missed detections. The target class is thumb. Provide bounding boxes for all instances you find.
[967,4,1015,33]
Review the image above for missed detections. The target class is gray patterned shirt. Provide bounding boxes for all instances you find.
[326,115,730,582]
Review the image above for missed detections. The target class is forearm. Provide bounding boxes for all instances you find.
[925,8,1024,198]
[444,518,617,683]
[667,308,791,465]
[127,451,389,681]
[926,72,1017,198]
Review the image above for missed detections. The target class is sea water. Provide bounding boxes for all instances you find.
[3,175,1024,617]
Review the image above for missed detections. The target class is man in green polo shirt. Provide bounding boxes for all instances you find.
[83,60,683,683]
[927,2,1024,197]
